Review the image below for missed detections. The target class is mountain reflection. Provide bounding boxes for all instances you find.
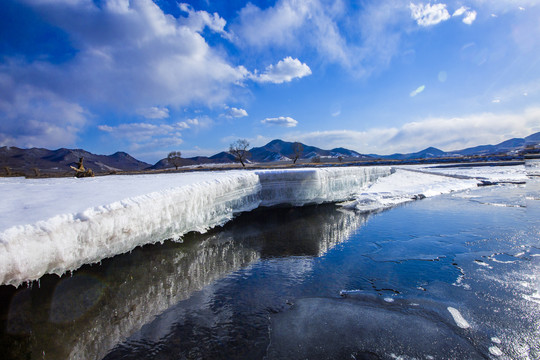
[0,204,369,360]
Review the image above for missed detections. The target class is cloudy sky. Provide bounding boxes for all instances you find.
[1,0,539,163]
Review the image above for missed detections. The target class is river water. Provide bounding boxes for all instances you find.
[1,179,539,359]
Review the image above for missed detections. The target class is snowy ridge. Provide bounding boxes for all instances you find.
[0,166,391,286]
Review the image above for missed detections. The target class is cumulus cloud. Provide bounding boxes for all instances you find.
[453,6,477,24]
[224,106,248,118]
[261,116,298,127]
[10,0,249,108]
[410,85,426,97]
[178,3,228,36]
[136,106,170,119]
[252,57,312,84]
[409,3,451,26]
[293,107,540,154]
[462,10,477,24]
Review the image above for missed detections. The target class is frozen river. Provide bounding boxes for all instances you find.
[0,164,539,359]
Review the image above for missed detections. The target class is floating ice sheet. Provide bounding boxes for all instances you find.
[339,168,480,212]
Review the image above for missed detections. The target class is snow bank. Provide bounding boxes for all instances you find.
[0,166,391,286]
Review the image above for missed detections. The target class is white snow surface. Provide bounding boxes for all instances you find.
[413,164,529,182]
[0,166,391,286]
[339,165,529,212]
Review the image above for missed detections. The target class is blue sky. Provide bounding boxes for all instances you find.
[1,0,539,163]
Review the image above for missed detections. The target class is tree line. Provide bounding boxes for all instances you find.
[167,139,306,169]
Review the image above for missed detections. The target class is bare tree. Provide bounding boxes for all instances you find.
[229,139,250,167]
[292,142,303,164]
[167,151,183,170]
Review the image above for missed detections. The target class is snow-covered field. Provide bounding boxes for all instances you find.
[0,164,531,286]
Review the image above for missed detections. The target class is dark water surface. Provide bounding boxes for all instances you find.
[1,180,539,359]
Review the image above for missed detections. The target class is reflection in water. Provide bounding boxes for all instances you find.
[101,180,540,360]
[0,204,367,360]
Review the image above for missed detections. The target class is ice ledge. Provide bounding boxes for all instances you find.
[0,166,391,286]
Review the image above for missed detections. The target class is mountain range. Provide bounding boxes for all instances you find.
[1,131,539,176]
[0,147,150,176]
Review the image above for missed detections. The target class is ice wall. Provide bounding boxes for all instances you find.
[258,167,391,207]
[0,166,391,286]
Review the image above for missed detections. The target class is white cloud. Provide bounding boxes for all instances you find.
[178,3,229,37]
[409,3,451,26]
[136,106,170,119]
[232,0,419,77]
[252,57,312,84]
[261,116,298,127]
[293,107,540,154]
[176,118,204,129]
[453,6,468,17]
[97,121,184,150]
[0,81,88,148]
[224,106,248,118]
[232,0,349,66]
[6,0,249,113]
[97,116,212,152]
[410,85,425,97]
[452,6,478,25]
[233,0,308,47]
[462,10,477,24]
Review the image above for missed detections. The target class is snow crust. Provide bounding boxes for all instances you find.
[0,166,391,286]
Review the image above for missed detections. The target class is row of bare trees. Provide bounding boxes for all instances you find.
[228,140,305,167]
[167,139,306,169]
